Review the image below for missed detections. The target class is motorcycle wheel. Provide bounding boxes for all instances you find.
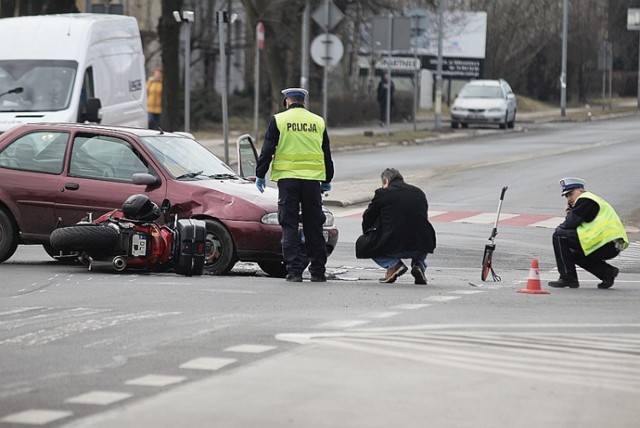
[50,224,119,254]
[203,219,237,275]
[257,261,288,278]
[481,246,494,282]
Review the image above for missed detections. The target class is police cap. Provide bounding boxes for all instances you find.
[559,177,586,196]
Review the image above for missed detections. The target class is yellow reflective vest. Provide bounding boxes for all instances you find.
[270,107,326,181]
[576,192,629,256]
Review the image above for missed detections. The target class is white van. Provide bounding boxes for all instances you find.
[0,13,147,133]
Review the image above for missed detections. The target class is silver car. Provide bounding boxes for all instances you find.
[450,79,517,129]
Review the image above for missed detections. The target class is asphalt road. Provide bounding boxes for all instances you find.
[1,116,639,428]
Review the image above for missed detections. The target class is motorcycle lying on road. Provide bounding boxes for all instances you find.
[49,194,206,276]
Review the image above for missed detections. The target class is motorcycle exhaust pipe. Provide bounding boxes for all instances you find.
[112,256,127,271]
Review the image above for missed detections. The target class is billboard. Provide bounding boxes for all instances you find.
[360,11,487,78]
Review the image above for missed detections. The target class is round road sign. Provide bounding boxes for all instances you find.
[310,33,344,68]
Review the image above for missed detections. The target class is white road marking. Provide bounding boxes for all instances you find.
[224,344,276,353]
[448,290,485,295]
[422,296,461,302]
[530,217,565,228]
[124,374,187,387]
[454,212,519,224]
[65,391,132,405]
[316,320,371,329]
[392,304,432,310]
[0,409,73,425]
[179,357,236,371]
[363,312,400,319]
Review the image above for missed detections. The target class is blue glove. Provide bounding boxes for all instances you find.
[320,182,332,193]
[256,177,265,193]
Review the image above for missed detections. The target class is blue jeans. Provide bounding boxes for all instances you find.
[373,251,427,270]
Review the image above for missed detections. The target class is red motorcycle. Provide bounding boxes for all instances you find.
[49,194,206,276]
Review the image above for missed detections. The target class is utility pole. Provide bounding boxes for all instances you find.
[301,0,310,91]
[435,0,444,131]
[560,0,568,117]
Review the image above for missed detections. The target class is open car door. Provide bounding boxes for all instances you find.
[236,133,258,180]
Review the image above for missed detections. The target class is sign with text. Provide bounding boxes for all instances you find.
[424,56,483,78]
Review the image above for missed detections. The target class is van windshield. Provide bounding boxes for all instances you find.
[0,60,77,112]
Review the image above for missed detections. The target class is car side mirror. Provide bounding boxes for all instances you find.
[236,133,258,179]
[132,173,159,185]
[80,97,102,123]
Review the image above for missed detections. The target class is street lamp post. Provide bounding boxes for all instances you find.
[217,10,238,165]
[173,10,194,132]
[560,0,568,117]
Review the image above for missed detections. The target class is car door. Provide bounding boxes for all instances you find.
[54,132,166,226]
[0,130,69,239]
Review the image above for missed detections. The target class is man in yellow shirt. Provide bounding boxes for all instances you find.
[549,177,628,289]
[146,67,163,129]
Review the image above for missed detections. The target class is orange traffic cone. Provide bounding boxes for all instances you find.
[517,258,550,294]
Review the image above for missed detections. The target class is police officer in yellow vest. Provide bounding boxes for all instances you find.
[549,177,628,289]
[255,88,334,282]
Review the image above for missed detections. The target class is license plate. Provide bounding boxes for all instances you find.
[131,234,147,256]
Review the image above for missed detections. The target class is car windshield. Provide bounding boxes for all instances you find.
[140,135,239,180]
[459,85,504,99]
[0,60,77,112]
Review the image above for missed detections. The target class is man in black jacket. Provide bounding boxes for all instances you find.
[357,168,436,284]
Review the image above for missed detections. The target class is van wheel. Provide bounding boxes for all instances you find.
[258,261,288,278]
[203,220,237,275]
[0,208,18,263]
[508,111,516,128]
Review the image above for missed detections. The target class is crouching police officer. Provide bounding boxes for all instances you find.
[255,88,334,282]
[549,177,628,289]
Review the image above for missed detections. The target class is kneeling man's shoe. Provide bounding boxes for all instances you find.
[379,261,408,284]
[597,267,619,289]
[411,265,427,285]
[548,278,580,288]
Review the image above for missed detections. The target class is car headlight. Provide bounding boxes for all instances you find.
[261,212,279,225]
[261,210,335,227]
[323,210,334,227]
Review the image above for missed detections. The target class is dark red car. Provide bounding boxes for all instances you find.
[0,123,339,276]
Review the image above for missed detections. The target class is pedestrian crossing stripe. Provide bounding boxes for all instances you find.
[335,209,565,229]
[335,209,639,233]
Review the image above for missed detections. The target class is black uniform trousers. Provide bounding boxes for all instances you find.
[277,178,327,276]
[552,227,619,281]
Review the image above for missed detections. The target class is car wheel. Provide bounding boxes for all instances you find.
[450,121,459,129]
[257,261,288,278]
[0,208,19,263]
[203,219,237,275]
[461,123,469,129]
[508,111,516,129]
[49,225,119,255]
[499,112,508,129]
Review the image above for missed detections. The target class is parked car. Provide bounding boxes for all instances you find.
[0,123,339,277]
[450,79,517,129]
